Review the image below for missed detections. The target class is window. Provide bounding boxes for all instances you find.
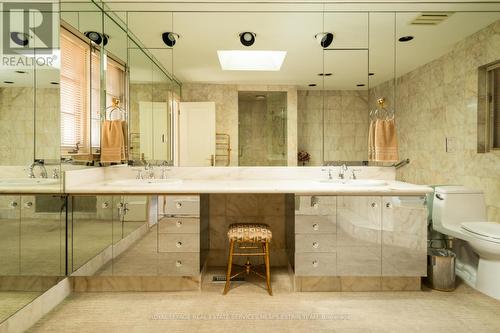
[60,29,88,150]
[60,27,126,153]
[487,65,500,149]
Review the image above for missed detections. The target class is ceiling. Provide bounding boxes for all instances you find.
[122,11,500,90]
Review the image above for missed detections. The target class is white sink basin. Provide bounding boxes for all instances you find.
[0,178,59,186]
[318,179,388,187]
[107,179,183,186]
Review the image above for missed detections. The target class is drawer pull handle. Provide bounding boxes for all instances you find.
[312,260,319,268]
[312,242,319,249]
[176,241,183,248]
[312,223,319,231]
[176,260,182,267]
[24,201,33,208]
[176,202,182,209]
[371,202,377,208]
[176,220,183,227]
[386,202,392,208]
[9,201,18,208]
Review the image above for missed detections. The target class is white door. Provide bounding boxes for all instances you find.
[178,102,216,166]
[139,101,169,161]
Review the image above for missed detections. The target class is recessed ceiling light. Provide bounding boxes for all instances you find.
[318,73,333,76]
[308,84,317,87]
[3,81,14,84]
[239,32,256,47]
[15,70,27,74]
[369,72,375,76]
[50,81,59,85]
[357,84,365,87]
[398,36,414,42]
[217,50,286,71]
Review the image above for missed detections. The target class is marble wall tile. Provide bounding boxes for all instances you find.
[370,19,500,222]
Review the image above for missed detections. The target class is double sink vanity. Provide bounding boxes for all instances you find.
[2,165,432,292]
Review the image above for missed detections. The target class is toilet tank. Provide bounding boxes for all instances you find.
[432,186,487,231]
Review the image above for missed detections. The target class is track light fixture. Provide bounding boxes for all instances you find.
[239,32,256,47]
[84,31,109,46]
[315,32,334,48]
[162,32,180,47]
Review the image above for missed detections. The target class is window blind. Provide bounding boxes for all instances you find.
[60,29,88,149]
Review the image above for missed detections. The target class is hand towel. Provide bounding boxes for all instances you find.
[374,118,399,162]
[101,120,125,163]
[368,119,376,161]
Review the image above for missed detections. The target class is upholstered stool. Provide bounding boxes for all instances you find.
[223,223,273,295]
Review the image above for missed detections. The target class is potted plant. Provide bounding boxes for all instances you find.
[298,150,311,166]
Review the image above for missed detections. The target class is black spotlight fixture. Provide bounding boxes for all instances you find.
[10,31,30,47]
[162,32,180,47]
[398,35,414,42]
[315,32,334,48]
[84,31,109,46]
[239,32,256,47]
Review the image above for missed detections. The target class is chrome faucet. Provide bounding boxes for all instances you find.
[159,161,171,179]
[27,161,47,179]
[145,163,155,179]
[338,164,348,180]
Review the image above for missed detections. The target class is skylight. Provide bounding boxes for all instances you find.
[217,50,287,71]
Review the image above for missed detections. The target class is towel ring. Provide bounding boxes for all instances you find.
[105,97,126,120]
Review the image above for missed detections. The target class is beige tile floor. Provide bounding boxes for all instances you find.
[28,277,500,333]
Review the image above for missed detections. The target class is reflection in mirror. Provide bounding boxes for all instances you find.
[0,4,62,323]
[238,91,287,166]
[128,45,153,162]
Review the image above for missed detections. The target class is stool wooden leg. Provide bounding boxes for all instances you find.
[264,241,272,296]
[223,239,235,295]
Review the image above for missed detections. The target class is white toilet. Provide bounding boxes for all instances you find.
[432,186,500,299]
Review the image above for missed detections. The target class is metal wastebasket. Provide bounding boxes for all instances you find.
[426,248,456,291]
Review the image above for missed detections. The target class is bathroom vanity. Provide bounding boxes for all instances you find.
[59,166,432,292]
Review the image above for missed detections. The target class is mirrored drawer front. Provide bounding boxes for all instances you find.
[295,196,336,216]
[295,252,337,276]
[158,234,200,253]
[165,196,200,216]
[295,234,336,253]
[295,215,336,234]
[158,253,199,276]
[158,217,200,234]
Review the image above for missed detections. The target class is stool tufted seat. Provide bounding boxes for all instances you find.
[227,223,272,242]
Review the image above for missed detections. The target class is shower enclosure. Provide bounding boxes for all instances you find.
[238,91,288,166]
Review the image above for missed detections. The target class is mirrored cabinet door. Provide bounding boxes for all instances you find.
[0,196,21,276]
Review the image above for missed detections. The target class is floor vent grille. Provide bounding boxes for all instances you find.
[411,12,454,25]
[212,275,245,283]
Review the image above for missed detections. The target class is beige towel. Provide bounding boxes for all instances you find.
[368,120,376,161]
[101,120,126,163]
[374,118,398,162]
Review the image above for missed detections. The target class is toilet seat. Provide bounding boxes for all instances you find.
[461,222,500,244]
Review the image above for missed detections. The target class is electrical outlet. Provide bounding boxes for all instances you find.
[446,137,457,153]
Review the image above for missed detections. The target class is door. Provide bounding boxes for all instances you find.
[178,102,216,166]
[139,101,170,161]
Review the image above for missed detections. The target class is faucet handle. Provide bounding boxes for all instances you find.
[134,168,144,180]
[351,168,361,180]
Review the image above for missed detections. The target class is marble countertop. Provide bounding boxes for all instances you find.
[65,179,433,196]
[0,181,62,194]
